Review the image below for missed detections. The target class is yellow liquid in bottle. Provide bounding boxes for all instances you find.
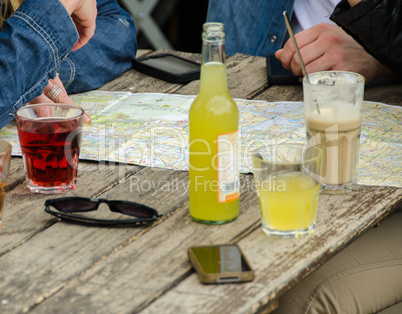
[189,62,239,224]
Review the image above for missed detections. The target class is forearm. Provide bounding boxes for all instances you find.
[0,0,78,129]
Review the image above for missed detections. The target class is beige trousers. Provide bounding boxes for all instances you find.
[273,210,402,314]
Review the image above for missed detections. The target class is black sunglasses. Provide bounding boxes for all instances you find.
[44,197,161,226]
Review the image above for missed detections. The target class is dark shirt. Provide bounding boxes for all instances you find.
[331,0,402,76]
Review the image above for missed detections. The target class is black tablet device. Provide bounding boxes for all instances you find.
[133,53,201,83]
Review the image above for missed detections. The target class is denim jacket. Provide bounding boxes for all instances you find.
[207,0,294,57]
[59,0,137,94]
[0,0,137,129]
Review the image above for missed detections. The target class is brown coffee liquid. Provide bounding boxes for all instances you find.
[306,116,361,186]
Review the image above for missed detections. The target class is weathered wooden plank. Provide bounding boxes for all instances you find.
[98,68,178,94]
[364,78,402,107]
[137,186,402,314]
[100,52,268,100]
[27,184,401,313]
[0,167,194,313]
[20,174,260,313]
[177,54,268,99]
[6,157,25,191]
[256,84,303,102]
[0,161,143,255]
[255,77,402,107]
[99,49,201,94]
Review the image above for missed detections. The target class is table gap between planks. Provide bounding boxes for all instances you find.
[1,50,401,314]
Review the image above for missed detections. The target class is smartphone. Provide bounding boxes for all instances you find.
[266,54,302,85]
[132,53,201,83]
[188,244,255,284]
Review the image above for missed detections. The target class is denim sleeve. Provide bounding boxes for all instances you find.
[206,0,294,57]
[59,0,138,94]
[0,0,78,129]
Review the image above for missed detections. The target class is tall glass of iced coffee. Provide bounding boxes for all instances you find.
[303,71,365,194]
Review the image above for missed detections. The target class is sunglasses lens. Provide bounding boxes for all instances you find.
[50,198,98,213]
[108,202,156,218]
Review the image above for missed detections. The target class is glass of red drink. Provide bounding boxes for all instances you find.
[15,104,84,194]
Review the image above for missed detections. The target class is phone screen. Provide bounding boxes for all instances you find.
[141,55,200,75]
[190,245,251,274]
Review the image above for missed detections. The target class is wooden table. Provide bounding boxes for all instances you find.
[1,50,401,313]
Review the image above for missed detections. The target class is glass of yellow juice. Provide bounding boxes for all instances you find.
[251,143,323,238]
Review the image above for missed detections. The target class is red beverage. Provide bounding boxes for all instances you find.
[18,121,81,189]
[16,104,84,194]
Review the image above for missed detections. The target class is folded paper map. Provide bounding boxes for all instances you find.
[2,92,401,188]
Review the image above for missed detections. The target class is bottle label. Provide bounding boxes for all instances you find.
[216,130,239,203]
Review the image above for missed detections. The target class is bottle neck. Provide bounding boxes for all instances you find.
[199,30,228,94]
[201,38,226,65]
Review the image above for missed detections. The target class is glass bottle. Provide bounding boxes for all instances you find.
[189,23,240,224]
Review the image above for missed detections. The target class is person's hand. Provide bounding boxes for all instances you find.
[275,23,393,84]
[60,0,97,51]
[348,0,362,6]
[27,76,91,123]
